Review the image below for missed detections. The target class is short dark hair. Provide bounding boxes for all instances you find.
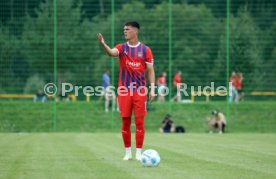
[165,114,171,119]
[124,21,140,29]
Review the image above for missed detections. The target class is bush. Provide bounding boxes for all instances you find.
[23,74,46,94]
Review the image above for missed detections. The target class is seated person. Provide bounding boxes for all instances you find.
[208,109,226,134]
[34,89,47,102]
[159,114,175,133]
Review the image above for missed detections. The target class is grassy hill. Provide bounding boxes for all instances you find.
[0,101,275,133]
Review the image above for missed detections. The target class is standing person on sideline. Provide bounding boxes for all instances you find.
[102,70,110,90]
[172,71,182,102]
[98,70,110,101]
[229,71,238,102]
[157,72,167,102]
[235,72,244,101]
[97,21,155,161]
[101,70,114,112]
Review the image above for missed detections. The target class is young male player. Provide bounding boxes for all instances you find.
[97,21,155,161]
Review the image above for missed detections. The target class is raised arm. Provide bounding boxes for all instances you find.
[97,33,119,57]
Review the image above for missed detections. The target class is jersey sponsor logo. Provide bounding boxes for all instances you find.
[126,60,141,68]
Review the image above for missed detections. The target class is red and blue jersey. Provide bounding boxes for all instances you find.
[115,42,153,88]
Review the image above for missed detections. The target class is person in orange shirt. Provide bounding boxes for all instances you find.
[172,71,182,102]
[235,72,243,101]
[157,72,167,102]
[229,71,238,102]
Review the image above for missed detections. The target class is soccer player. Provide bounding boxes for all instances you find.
[97,21,155,161]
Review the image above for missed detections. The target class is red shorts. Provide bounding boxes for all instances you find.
[118,88,147,117]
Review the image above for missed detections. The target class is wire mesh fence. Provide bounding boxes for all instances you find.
[0,0,275,131]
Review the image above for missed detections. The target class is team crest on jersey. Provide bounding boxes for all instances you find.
[138,52,143,58]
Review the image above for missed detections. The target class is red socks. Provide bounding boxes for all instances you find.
[122,117,131,148]
[121,116,145,148]
[135,116,145,148]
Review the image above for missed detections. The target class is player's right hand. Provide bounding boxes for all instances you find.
[149,90,155,103]
[97,33,105,44]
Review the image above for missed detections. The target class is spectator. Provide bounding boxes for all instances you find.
[157,72,167,102]
[159,114,175,133]
[34,89,47,102]
[105,86,119,112]
[236,72,244,101]
[99,70,110,101]
[229,71,238,102]
[102,70,110,89]
[101,70,119,112]
[208,109,226,134]
[172,71,182,102]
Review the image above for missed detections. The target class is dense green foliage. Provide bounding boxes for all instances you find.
[0,0,275,93]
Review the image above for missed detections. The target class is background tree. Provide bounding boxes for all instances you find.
[0,0,275,94]
[214,7,263,91]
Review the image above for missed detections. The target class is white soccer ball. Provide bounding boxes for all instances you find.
[140,149,160,167]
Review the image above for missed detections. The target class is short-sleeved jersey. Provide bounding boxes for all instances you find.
[157,76,166,86]
[235,76,242,90]
[173,74,181,87]
[229,76,236,87]
[115,42,153,88]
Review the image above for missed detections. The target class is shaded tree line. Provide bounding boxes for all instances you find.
[0,0,275,93]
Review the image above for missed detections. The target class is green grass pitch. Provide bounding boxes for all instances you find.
[0,133,276,179]
[1,101,276,132]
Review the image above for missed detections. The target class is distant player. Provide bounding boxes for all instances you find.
[97,21,155,161]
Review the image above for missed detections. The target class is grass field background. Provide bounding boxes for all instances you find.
[0,101,275,133]
[1,101,276,178]
[0,133,275,179]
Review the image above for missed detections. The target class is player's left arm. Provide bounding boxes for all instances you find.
[145,47,155,102]
[147,63,155,102]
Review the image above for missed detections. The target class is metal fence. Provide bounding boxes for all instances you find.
[1,0,275,102]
